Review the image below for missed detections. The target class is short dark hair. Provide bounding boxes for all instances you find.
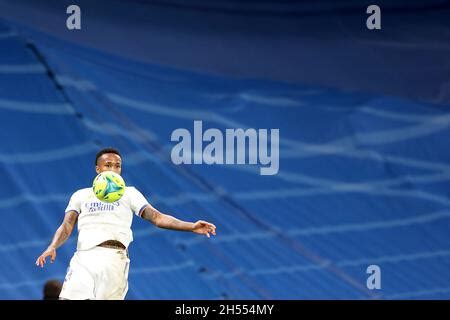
[95,147,122,165]
[43,279,62,300]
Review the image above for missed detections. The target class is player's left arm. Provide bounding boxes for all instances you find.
[141,204,216,238]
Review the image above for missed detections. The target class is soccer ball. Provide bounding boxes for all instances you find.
[92,171,126,203]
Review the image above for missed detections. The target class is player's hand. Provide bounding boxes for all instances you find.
[192,220,216,238]
[35,246,57,268]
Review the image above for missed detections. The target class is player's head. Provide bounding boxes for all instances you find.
[95,147,122,175]
[43,279,62,300]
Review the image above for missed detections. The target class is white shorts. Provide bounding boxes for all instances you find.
[59,246,130,300]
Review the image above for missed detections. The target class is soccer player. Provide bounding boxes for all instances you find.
[35,147,217,300]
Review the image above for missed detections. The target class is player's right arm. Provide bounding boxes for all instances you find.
[35,211,78,268]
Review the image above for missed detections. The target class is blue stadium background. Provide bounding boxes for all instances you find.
[0,0,449,299]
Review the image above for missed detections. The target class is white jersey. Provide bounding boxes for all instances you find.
[65,186,149,251]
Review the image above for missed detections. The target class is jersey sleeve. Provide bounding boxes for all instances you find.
[129,187,149,217]
[65,190,82,215]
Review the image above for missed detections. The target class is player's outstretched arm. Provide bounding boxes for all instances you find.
[141,204,216,238]
[35,211,78,268]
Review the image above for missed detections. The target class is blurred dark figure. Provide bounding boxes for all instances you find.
[43,279,62,300]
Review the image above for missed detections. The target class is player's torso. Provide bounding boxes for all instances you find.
[75,187,135,229]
